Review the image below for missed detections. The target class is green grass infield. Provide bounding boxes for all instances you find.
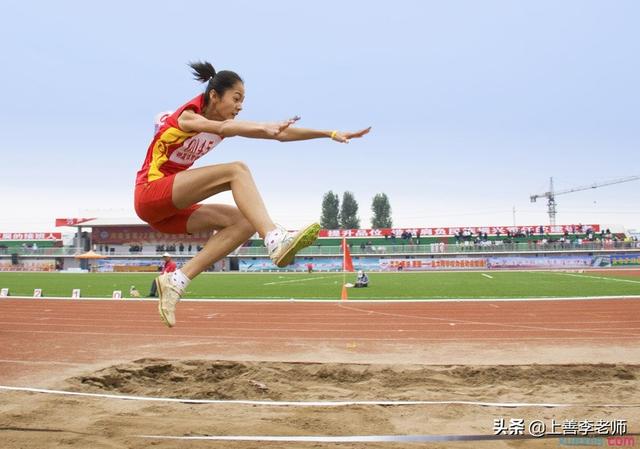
[0,271,639,300]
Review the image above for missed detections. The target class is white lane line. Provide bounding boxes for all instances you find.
[3,320,640,331]
[337,304,640,338]
[5,316,638,327]
[2,328,638,342]
[481,273,493,279]
[1,385,638,408]
[0,359,84,366]
[135,433,640,442]
[136,435,471,443]
[555,272,640,284]
[263,276,330,286]
[3,295,640,302]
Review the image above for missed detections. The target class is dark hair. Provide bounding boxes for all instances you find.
[188,61,243,106]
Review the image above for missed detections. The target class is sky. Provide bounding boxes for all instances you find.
[1,0,639,233]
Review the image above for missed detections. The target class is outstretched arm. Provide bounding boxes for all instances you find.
[179,110,371,143]
[276,126,371,143]
[178,110,299,138]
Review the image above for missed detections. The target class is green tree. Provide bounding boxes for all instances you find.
[340,191,360,229]
[371,193,392,228]
[320,191,340,229]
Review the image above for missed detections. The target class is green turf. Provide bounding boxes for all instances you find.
[0,271,639,299]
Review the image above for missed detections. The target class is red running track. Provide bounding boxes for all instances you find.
[1,297,639,384]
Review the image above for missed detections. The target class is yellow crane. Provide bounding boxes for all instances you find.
[530,176,640,225]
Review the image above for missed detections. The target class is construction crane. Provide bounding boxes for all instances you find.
[530,176,640,225]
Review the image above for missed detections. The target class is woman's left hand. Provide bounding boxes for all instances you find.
[331,126,372,143]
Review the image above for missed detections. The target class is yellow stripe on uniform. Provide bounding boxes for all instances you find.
[147,127,196,182]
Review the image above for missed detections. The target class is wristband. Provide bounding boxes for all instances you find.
[330,130,338,139]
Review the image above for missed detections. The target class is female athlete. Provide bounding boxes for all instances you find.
[134,61,370,327]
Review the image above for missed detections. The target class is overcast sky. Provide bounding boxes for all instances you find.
[1,0,638,233]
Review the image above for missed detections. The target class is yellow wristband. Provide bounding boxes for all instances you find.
[330,130,337,139]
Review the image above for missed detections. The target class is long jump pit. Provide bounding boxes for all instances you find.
[0,296,638,448]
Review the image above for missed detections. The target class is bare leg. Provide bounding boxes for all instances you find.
[172,161,276,238]
[154,203,255,328]
[154,162,317,327]
[180,204,255,279]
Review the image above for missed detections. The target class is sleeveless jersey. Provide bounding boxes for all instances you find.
[136,94,224,185]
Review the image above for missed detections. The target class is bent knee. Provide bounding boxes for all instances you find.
[224,207,253,231]
[236,215,255,235]
[242,222,256,239]
[230,161,250,175]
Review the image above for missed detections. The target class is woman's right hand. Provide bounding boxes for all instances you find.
[264,116,300,136]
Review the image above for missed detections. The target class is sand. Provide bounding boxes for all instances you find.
[1,359,638,449]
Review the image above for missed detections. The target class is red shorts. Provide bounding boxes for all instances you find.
[134,175,200,234]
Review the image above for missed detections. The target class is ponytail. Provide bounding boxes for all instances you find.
[189,60,216,83]
[188,60,243,106]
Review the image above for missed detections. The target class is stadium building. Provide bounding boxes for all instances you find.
[1,218,639,273]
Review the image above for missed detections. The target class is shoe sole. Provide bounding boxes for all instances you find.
[155,277,173,328]
[275,223,321,267]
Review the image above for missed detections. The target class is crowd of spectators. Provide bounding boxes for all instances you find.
[97,227,639,257]
[96,243,208,254]
[152,243,203,254]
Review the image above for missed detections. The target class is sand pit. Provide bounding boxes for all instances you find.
[1,359,638,449]
[72,359,638,403]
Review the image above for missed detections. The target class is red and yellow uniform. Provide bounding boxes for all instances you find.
[134,94,223,233]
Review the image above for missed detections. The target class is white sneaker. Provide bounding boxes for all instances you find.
[155,273,182,327]
[267,223,321,268]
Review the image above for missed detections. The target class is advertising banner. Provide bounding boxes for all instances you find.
[0,259,56,272]
[380,258,488,271]
[610,254,640,267]
[92,226,211,244]
[487,255,595,269]
[236,253,640,272]
[239,257,381,272]
[319,224,600,238]
[94,258,163,273]
[0,233,61,241]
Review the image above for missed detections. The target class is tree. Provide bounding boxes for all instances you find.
[371,193,392,228]
[340,191,360,229]
[320,191,340,229]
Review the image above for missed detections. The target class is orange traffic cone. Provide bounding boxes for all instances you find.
[341,284,348,301]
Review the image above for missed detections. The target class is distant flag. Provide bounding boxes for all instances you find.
[342,238,354,272]
[55,218,94,227]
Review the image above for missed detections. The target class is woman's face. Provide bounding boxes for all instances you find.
[210,81,244,120]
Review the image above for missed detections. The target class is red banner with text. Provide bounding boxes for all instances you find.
[318,224,600,238]
[0,232,62,241]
